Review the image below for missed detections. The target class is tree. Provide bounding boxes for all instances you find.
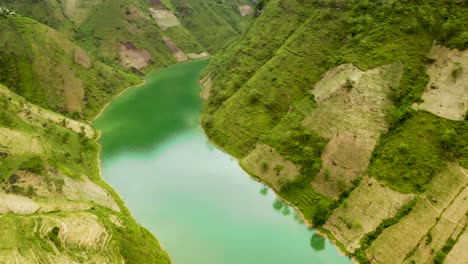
[441,129,457,151]
[312,200,331,226]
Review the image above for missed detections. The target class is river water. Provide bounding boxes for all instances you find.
[94,60,351,264]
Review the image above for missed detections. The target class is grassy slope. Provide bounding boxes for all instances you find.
[169,0,253,52]
[0,15,141,119]
[0,1,252,262]
[0,0,252,117]
[202,0,468,261]
[0,85,171,263]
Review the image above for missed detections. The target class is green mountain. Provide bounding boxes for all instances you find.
[201,0,468,263]
[0,0,252,262]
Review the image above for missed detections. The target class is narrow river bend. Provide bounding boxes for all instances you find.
[94,60,351,264]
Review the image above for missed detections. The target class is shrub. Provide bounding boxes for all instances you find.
[312,200,331,226]
[451,63,463,81]
[20,156,45,174]
[274,164,284,176]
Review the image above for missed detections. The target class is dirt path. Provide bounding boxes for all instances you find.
[421,194,466,227]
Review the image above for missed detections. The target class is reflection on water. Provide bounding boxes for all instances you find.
[311,233,326,252]
[94,60,209,159]
[95,60,351,264]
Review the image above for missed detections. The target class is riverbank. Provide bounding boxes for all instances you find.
[200,126,355,263]
[94,60,350,264]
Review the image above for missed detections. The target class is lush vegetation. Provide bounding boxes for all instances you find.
[0,0,254,262]
[369,111,467,193]
[202,0,468,262]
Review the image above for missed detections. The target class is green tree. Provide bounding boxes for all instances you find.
[312,200,331,226]
[441,129,457,151]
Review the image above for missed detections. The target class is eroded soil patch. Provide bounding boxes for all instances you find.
[367,163,468,263]
[413,45,468,120]
[241,144,300,190]
[324,177,414,252]
[119,41,152,70]
[303,62,404,198]
[149,8,180,30]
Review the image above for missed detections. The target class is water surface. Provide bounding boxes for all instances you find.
[94,60,351,264]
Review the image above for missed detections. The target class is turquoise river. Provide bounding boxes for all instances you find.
[94,59,351,264]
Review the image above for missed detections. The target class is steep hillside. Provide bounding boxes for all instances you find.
[0,15,141,119]
[0,0,253,118]
[202,0,468,263]
[0,84,170,263]
[0,0,254,262]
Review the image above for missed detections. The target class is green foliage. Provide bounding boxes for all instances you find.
[369,112,467,193]
[433,238,456,264]
[170,0,251,52]
[358,198,417,251]
[451,63,463,81]
[312,200,332,226]
[47,226,62,250]
[425,232,433,245]
[342,78,355,91]
[20,156,45,174]
[274,164,284,176]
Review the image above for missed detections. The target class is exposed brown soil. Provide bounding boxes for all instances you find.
[303,62,404,198]
[313,132,374,198]
[239,5,253,16]
[119,41,152,70]
[200,74,213,101]
[74,48,91,68]
[125,5,144,20]
[60,63,84,113]
[163,37,188,62]
[149,0,166,9]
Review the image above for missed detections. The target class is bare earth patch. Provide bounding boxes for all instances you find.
[240,144,300,190]
[187,52,210,60]
[0,193,39,214]
[324,177,414,252]
[149,8,180,30]
[119,41,152,70]
[413,45,468,120]
[109,214,124,228]
[303,62,404,198]
[41,213,109,249]
[163,37,188,62]
[62,175,120,212]
[314,132,374,198]
[200,74,213,101]
[74,48,91,68]
[367,163,468,263]
[2,170,118,212]
[0,128,42,154]
[61,0,102,26]
[239,5,253,16]
[59,63,84,113]
[125,5,144,20]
